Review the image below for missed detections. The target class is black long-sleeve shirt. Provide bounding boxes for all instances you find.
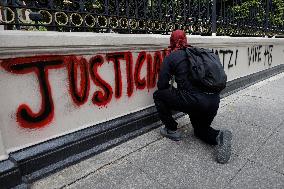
[157,49,196,92]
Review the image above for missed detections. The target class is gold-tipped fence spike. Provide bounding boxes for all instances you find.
[129,19,137,29]
[185,26,190,33]
[150,21,155,29]
[109,17,117,28]
[0,6,15,23]
[18,8,32,24]
[70,13,83,26]
[154,21,161,30]
[55,12,68,26]
[168,22,173,31]
[119,17,128,29]
[138,20,145,29]
[97,16,107,27]
[39,10,52,25]
[147,20,153,30]
[109,17,118,28]
[84,14,96,27]
[63,0,72,5]
[161,22,167,30]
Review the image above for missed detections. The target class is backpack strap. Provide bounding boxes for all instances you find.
[171,49,189,66]
[185,47,199,68]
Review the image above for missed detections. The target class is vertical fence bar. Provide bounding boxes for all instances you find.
[12,0,20,30]
[151,0,153,20]
[105,0,110,33]
[0,0,7,30]
[212,0,217,36]
[135,0,138,19]
[158,0,162,20]
[265,0,269,36]
[126,0,130,33]
[48,0,56,31]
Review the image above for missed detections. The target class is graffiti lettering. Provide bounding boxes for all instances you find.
[216,49,238,69]
[1,50,164,128]
[248,45,262,66]
[134,51,147,90]
[67,56,90,106]
[125,52,134,97]
[248,45,273,66]
[106,53,124,98]
[264,45,273,66]
[89,55,113,106]
[1,56,65,129]
[147,51,162,89]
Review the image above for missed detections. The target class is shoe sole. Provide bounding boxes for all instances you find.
[217,130,232,164]
[160,128,182,141]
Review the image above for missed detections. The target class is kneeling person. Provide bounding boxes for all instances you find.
[153,30,232,164]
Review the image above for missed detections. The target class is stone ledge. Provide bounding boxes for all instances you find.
[1,31,284,49]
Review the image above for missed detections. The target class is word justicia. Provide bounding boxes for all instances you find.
[1,50,168,129]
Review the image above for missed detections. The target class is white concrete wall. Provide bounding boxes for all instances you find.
[0,31,284,161]
[0,130,8,160]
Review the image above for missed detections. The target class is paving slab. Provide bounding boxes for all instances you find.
[250,124,284,175]
[230,72,284,99]
[218,95,283,131]
[65,158,164,189]
[227,161,284,189]
[242,73,284,102]
[211,112,272,159]
[123,134,248,189]
[31,129,163,189]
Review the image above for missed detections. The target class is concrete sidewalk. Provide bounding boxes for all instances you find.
[31,73,284,189]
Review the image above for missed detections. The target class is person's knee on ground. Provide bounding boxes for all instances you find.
[190,113,232,164]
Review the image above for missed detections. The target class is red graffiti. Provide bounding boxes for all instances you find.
[134,51,147,90]
[66,56,90,106]
[125,52,134,97]
[106,53,124,99]
[89,55,113,106]
[0,50,166,129]
[1,56,65,129]
[146,51,163,89]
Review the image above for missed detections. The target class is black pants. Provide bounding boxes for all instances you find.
[153,88,220,145]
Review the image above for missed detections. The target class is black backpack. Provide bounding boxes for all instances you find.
[185,47,227,93]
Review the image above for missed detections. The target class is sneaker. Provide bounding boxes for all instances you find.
[160,127,183,141]
[216,130,232,164]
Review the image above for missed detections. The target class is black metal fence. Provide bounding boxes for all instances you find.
[0,0,283,36]
[215,0,284,37]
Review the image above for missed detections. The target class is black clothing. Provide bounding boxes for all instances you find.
[154,49,220,145]
[157,49,197,91]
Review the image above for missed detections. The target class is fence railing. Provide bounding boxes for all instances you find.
[0,0,283,37]
[215,0,284,37]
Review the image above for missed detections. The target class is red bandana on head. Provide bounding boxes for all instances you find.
[169,30,188,52]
